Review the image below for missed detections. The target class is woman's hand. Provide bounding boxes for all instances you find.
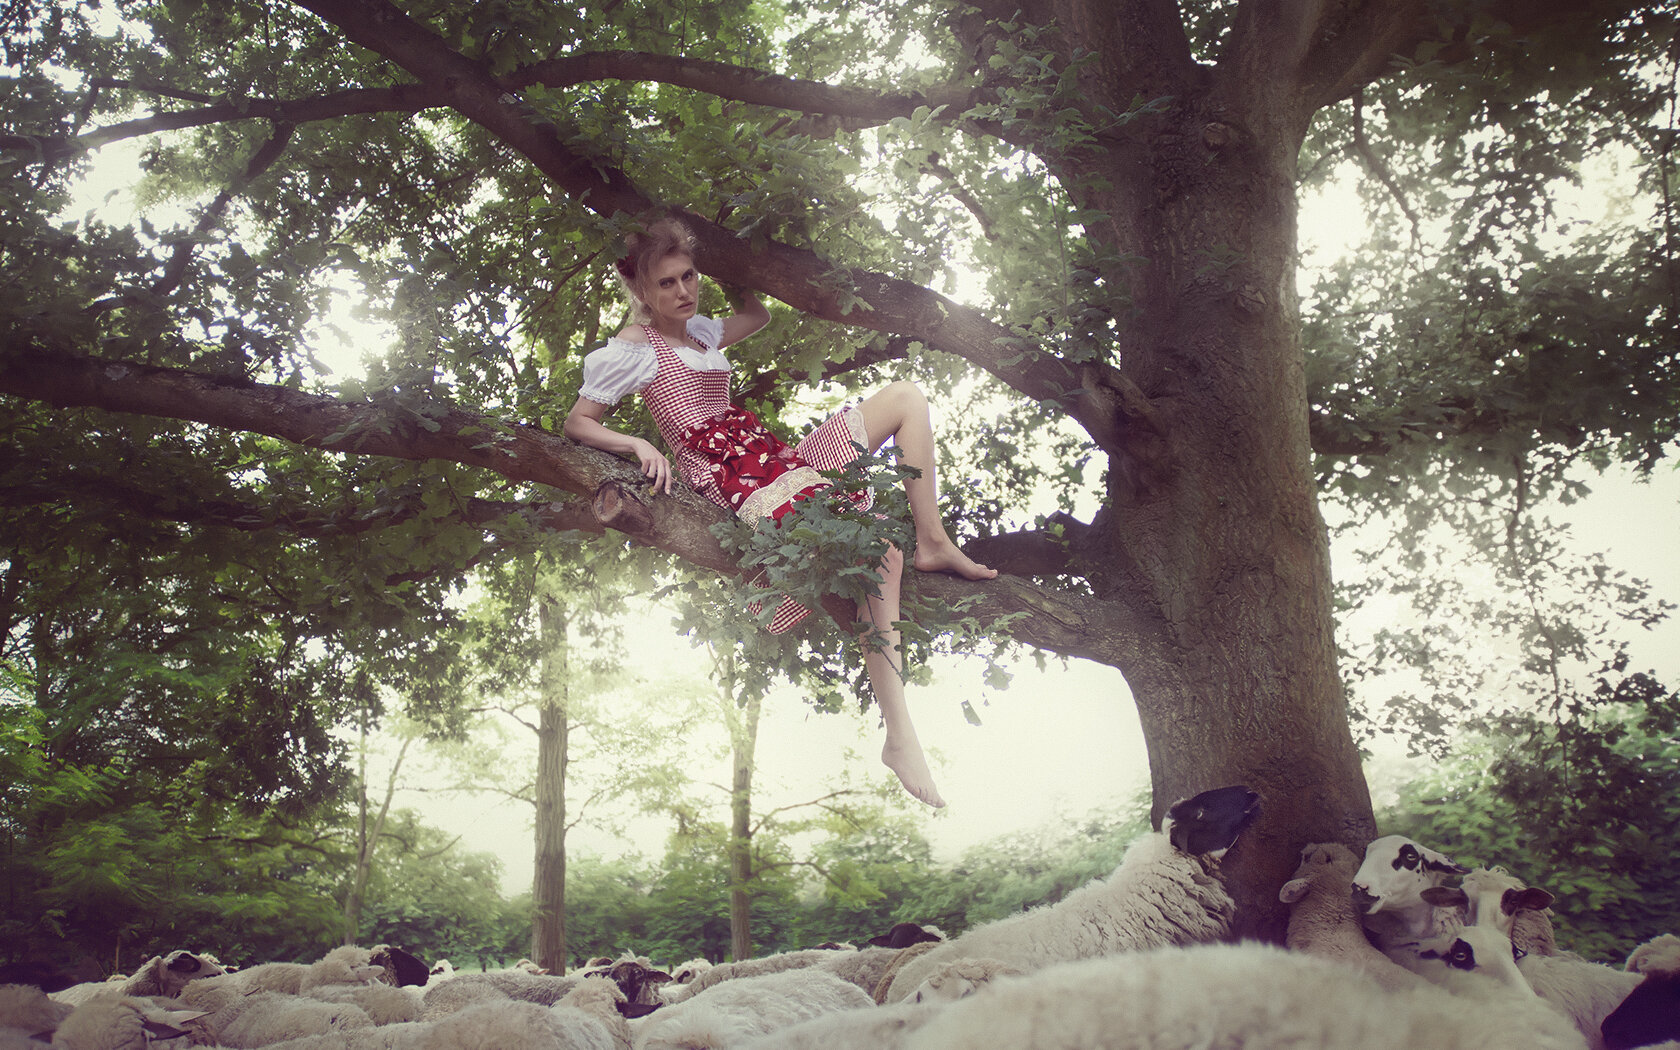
[629,436,672,494]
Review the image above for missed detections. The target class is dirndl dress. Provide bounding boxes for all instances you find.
[636,324,874,633]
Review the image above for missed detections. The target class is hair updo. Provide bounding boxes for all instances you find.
[615,217,698,323]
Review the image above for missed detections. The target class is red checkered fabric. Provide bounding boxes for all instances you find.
[637,325,874,633]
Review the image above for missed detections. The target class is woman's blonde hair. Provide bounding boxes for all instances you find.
[615,217,698,323]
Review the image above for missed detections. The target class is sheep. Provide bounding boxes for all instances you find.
[425,960,454,984]
[49,950,226,1008]
[252,975,633,1050]
[630,967,873,1050]
[1352,834,1470,950]
[419,968,581,1018]
[733,1000,946,1050]
[812,947,900,999]
[877,784,1260,1004]
[870,941,943,1004]
[665,959,712,987]
[303,982,424,1026]
[1599,934,1680,1050]
[672,949,843,1000]
[1427,866,1560,957]
[902,957,1024,1003]
[867,923,944,950]
[46,996,207,1050]
[207,989,377,1048]
[900,940,1590,1050]
[1,983,75,1041]
[583,957,670,1009]
[1518,947,1645,1050]
[1277,841,1427,991]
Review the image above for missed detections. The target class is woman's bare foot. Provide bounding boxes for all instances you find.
[882,736,947,808]
[913,538,998,581]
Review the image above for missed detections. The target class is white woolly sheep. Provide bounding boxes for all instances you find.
[1429,867,1559,957]
[734,999,947,1050]
[1,983,75,1042]
[1600,933,1680,1050]
[1277,841,1428,992]
[425,960,454,984]
[813,947,900,1000]
[869,940,942,1004]
[903,957,1024,1003]
[304,981,424,1026]
[901,940,1589,1050]
[665,959,711,986]
[419,968,581,1018]
[1518,949,1644,1050]
[49,950,226,1008]
[252,974,632,1050]
[46,995,206,1050]
[1352,834,1471,950]
[208,989,377,1049]
[878,784,1260,1003]
[630,967,874,1050]
[672,948,840,1001]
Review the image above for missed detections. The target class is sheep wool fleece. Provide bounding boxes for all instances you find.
[904,944,1591,1050]
[883,830,1235,1002]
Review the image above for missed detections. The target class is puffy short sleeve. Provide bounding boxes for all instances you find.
[577,340,658,405]
[688,315,725,349]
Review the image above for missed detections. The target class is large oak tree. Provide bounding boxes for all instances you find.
[3,0,1674,936]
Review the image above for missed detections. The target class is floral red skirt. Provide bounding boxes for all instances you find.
[676,406,831,525]
[675,405,874,632]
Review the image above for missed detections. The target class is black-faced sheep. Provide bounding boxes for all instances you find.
[877,784,1260,1003]
[1599,933,1680,1050]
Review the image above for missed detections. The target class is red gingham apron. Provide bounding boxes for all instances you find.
[638,324,874,633]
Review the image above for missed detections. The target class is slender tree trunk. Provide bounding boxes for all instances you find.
[344,702,409,945]
[725,660,761,962]
[532,595,570,971]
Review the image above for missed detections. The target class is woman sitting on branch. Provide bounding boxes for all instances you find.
[564,217,996,807]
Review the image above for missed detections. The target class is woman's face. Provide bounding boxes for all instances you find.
[641,252,700,329]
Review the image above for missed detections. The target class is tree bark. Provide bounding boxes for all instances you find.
[532,596,570,971]
[724,655,761,962]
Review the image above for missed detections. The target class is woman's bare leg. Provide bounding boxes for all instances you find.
[862,544,945,807]
[857,381,997,580]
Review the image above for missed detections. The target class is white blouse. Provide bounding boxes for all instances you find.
[577,315,728,405]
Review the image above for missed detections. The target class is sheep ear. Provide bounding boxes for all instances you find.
[1503,888,1554,914]
[1278,877,1311,904]
[1421,887,1467,908]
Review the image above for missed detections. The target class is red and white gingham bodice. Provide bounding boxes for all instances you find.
[637,324,736,509]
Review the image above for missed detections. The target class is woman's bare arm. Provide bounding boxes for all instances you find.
[563,397,672,493]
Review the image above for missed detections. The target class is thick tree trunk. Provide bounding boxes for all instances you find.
[1077,78,1376,936]
[532,597,570,971]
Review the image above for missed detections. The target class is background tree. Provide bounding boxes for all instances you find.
[429,542,705,970]
[2,0,1676,938]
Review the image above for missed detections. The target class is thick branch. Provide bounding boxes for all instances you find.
[0,342,1143,662]
[508,51,978,122]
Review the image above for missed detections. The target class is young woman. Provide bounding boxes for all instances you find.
[564,218,995,807]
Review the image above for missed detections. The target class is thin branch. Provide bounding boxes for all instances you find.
[1349,89,1421,241]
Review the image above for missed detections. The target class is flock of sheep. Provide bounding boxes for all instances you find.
[4,784,1676,1050]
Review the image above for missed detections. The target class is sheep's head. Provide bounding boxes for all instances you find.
[1162,785,1260,859]
[1350,835,1469,914]
[1278,842,1359,905]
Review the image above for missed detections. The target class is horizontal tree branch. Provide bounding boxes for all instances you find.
[0,340,1142,664]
